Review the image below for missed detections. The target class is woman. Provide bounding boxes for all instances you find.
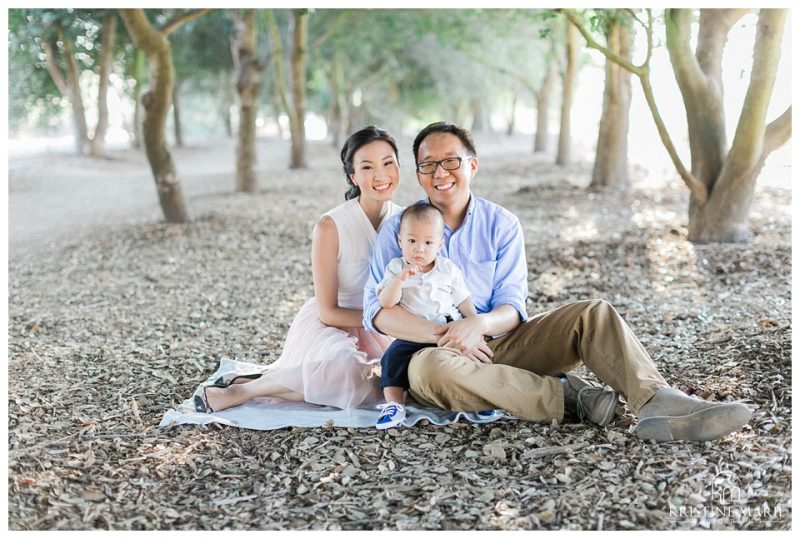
[194,126,402,412]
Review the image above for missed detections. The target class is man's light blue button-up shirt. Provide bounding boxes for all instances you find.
[363,194,529,334]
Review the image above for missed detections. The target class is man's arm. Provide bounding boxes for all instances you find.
[487,213,529,324]
[374,305,441,343]
[435,304,519,363]
[435,211,529,359]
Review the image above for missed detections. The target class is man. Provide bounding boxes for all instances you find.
[364,121,751,442]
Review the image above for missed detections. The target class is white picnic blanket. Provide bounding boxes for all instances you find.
[160,357,510,430]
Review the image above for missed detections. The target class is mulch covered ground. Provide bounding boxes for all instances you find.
[7,137,791,530]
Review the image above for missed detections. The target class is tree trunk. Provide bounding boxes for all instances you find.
[556,19,578,165]
[471,97,490,132]
[172,78,184,147]
[132,47,146,148]
[59,31,90,155]
[329,50,348,149]
[666,10,737,193]
[289,9,308,169]
[119,9,189,223]
[40,38,77,152]
[562,8,790,242]
[265,9,300,165]
[345,90,359,137]
[682,9,790,241]
[221,104,233,137]
[89,14,116,157]
[232,9,262,193]
[666,8,790,241]
[591,15,633,188]
[535,57,556,153]
[506,93,516,136]
[222,73,235,138]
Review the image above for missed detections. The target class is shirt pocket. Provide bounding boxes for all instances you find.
[465,259,497,311]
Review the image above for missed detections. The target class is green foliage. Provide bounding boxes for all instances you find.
[302,9,559,130]
[9,7,624,137]
[170,9,234,81]
[8,8,123,132]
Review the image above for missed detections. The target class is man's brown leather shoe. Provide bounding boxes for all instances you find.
[559,373,619,427]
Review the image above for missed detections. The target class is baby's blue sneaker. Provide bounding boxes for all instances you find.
[376,402,406,430]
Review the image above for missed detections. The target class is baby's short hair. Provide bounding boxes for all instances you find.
[399,202,445,232]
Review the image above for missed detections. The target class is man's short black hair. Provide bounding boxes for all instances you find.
[412,121,477,166]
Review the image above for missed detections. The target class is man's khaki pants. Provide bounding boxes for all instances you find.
[407,299,669,422]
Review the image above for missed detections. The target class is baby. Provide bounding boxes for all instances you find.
[375,202,478,429]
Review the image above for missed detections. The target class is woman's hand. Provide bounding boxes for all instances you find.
[434,316,494,364]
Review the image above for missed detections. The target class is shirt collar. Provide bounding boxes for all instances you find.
[422,193,475,233]
[401,256,441,273]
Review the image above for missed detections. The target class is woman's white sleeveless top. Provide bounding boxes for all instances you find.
[323,198,402,309]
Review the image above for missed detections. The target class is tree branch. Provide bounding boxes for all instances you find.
[623,8,649,35]
[39,38,69,96]
[559,9,645,75]
[161,8,211,36]
[665,9,706,92]
[763,106,792,156]
[642,9,654,67]
[119,9,167,54]
[729,9,788,168]
[562,7,709,203]
[310,11,347,49]
[696,9,749,80]
[470,54,538,96]
[638,77,709,203]
[263,10,295,124]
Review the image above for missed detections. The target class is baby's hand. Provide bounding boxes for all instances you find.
[398,265,421,281]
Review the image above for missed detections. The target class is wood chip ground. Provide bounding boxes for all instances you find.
[8,137,791,530]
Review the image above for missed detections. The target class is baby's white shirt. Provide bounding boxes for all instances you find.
[377,256,471,324]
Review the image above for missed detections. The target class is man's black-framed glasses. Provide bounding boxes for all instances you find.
[416,157,465,175]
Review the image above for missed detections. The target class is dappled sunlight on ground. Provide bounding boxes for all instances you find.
[644,235,702,299]
[7,130,791,530]
[557,205,600,243]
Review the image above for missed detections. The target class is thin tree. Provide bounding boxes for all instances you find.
[129,48,147,148]
[562,8,791,242]
[265,9,308,169]
[40,32,87,153]
[534,55,557,153]
[328,49,348,148]
[171,79,184,147]
[88,13,117,157]
[119,8,209,223]
[289,9,309,168]
[556,17,578,165]
[27,9,117,157]
[35,11,117,156]
[231,9,263,193]
[591,11,633,189]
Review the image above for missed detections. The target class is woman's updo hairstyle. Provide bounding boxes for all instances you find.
[340,125,399,200]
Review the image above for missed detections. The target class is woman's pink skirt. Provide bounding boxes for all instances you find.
[259,297,393,409]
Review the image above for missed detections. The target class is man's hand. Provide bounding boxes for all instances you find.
[434,316,494,364]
